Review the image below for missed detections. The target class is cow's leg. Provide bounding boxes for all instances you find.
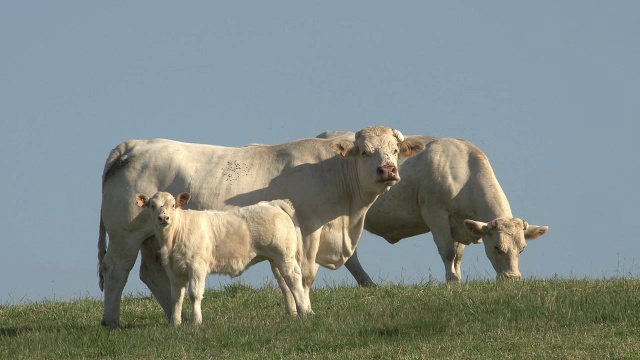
[139,237,172,319]
[302,262,319,315]
[300,233,321,315]
[100,237,140,327]
[344,249,377,287]
[270,263,298,315]
[187,267,206,325]
[423,210,462,283]
[169,279,186,326]
[433,234,462,282]
[453,241,466,281]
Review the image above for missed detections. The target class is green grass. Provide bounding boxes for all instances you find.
[1,279,639,359]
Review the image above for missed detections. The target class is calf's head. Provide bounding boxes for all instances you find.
[464,217,549,280]
[135,191,191,227]
[330,126,425,194]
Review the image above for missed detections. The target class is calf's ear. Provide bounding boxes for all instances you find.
[330,139,356,157]
[135,194,149,208]
[176,193,191,208]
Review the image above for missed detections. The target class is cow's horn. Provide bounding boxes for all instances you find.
[487,220,499,230]
[392,129,405,142]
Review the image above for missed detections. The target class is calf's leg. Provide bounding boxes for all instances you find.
[278,259,311,315]
[188,267,207,325]
[270,263,298,315]
[169,280,186,326]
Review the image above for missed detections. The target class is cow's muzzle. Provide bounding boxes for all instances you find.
[158,215,170,225]
[497,272,522,281]
[376,165,399,182]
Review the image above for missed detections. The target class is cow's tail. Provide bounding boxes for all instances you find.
[274,199,304,263]
[98,215,107,291]
[98,139,145,291]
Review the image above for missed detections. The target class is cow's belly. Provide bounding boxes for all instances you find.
[315,248,344,270]
[364,201,430,243]
[365,217,431,244]
[362,181,431,242]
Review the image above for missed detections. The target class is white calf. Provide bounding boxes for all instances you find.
[136,191,310,325]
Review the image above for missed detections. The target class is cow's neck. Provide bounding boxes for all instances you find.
[337,158,383,209]
[477,181,513,221]
[320,158,383,266]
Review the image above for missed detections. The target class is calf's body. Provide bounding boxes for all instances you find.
[137,191,308,325]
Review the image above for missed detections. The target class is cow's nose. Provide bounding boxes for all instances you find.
[159,215,170,224]
[377,165,398,179]
[498,272,522,281]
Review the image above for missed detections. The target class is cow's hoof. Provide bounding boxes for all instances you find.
[101,319,118,328]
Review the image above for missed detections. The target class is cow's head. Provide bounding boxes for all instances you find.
[464,217,548,280]
[330,126,425,194]
[135,191,191,227]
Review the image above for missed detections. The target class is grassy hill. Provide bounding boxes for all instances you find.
[1,279,639,359]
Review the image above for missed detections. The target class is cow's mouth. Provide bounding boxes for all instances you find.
[377,176,399,183]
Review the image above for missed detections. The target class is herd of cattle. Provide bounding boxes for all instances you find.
[97,125,548,327]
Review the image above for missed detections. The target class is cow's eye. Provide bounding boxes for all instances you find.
[393,148,399,155]
[150,205,156,210]
[171,204,175,208]
[361,151,368,156]
[494,246,505,255]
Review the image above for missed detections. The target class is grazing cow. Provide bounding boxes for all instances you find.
[98,126,425,327]
[136,192,309,325]
[316,131,549,285]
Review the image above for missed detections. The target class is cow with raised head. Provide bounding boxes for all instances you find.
[316,131,549,285]
[136,192,309,325]
[98,126,425,327]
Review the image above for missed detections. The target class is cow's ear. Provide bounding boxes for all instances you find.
[450,215,481,245]
[464,219,490,238]
[136,194,149,208]
[399,139,426,158]
[524,225,549,240]
[330,139,356,157]
[176,193,191,208]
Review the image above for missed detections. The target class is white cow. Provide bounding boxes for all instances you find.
[136,191,309,325]
[317,131,549,285]
[98,126,425,327]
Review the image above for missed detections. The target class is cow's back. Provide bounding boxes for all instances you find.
[423,138,511,220]
[101,138,338,238]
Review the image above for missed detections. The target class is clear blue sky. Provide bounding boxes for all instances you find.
[2,2,638,304]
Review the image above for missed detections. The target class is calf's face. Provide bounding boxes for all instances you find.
[135,191,191,227]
